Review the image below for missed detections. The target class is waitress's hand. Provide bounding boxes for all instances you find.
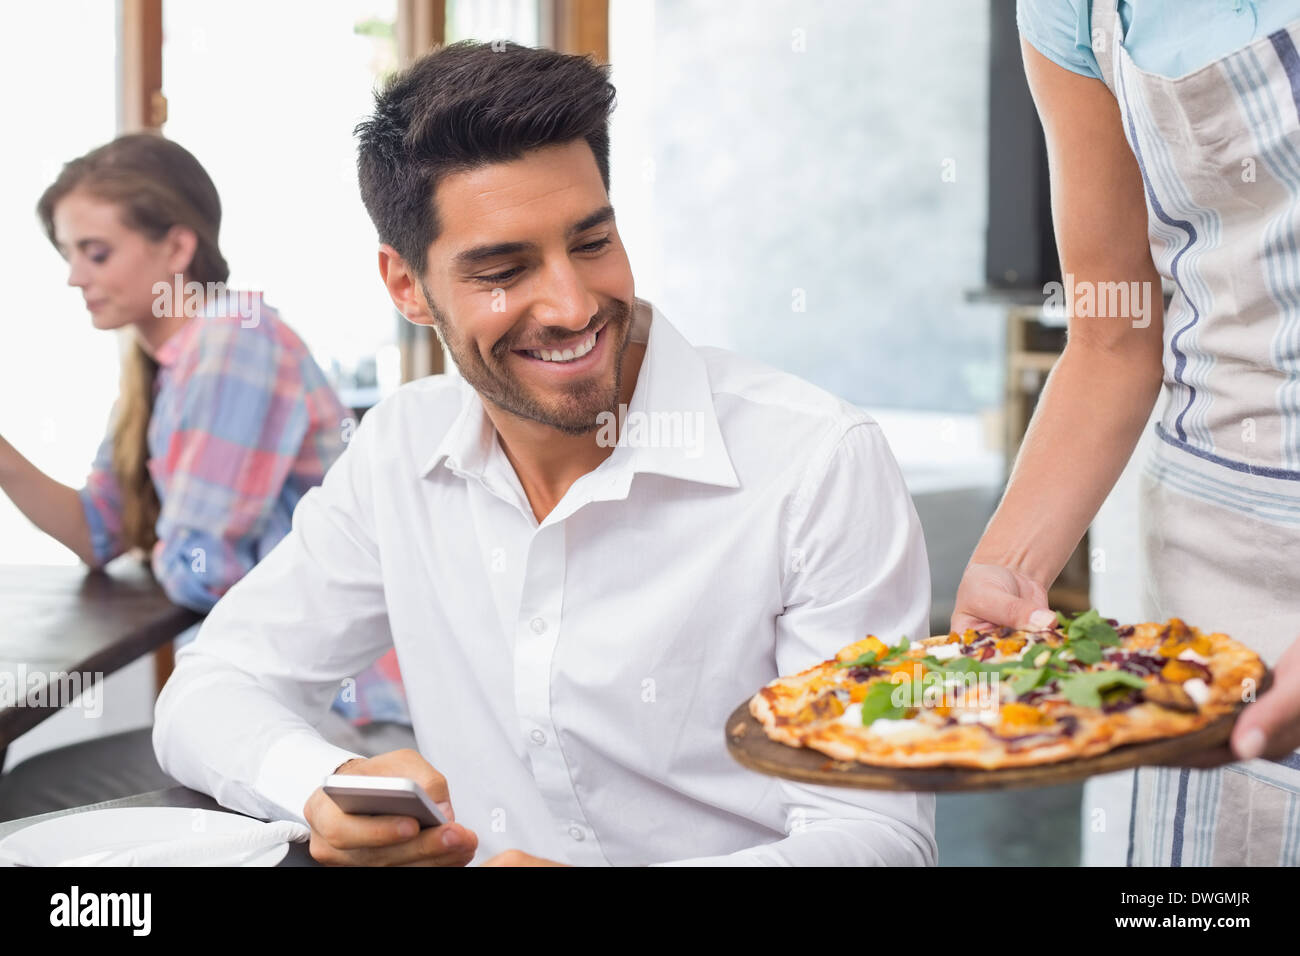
[1230,635,1300,762]
[1157,635,1300,769]
[951,562,1057,634]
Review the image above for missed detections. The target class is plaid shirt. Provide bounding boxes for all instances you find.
[79,293,409,726]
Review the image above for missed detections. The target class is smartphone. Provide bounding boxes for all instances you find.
[322,774,449,829]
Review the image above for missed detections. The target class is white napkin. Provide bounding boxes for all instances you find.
[49,820,311,867]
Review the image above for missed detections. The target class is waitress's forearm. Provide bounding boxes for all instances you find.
[0,435,97,565]
[971,38,1172,600]
[971,334,1163,589]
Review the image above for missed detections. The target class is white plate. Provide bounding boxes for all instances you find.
[0,807,290,867]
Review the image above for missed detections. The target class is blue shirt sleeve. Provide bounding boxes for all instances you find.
[1017,0,1102,79]
[78,428,127,567]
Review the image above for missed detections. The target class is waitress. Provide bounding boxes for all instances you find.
[954,0,1300,865]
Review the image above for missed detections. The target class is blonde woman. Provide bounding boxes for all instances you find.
[0,134,410,819]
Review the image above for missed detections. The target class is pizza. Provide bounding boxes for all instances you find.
[747,612,1267,769]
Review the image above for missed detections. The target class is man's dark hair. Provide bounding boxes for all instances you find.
[355,41,617,277]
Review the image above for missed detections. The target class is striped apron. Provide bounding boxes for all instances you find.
[1091,0,1300,866]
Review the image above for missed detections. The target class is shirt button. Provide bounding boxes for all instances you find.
[530,729,546,745]
[568,825,585,842]
[530,617,547,634]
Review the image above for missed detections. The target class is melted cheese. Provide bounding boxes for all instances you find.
[1183,678,1210,706]
[956,707,1000,725]
[865,717,925,737]
[837,702,928,736]
[837,702,863,726]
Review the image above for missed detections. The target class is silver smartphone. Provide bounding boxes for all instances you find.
[322,774,449,828]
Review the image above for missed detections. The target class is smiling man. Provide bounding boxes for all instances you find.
[153,41,935,866]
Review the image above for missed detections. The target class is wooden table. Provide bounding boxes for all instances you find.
[0,559,201,762]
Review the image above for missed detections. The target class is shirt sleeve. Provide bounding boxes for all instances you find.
[149,319,310,613]
[152,406,395,824]
[653,420,937,866]
[1017,0,1102,79]
[78,426,127,567]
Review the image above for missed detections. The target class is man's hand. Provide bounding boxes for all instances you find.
[951,562,1056,634]
[303,748,478,866]
[480,849,569,867]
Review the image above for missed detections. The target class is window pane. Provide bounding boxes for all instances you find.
[162,1,403,404]
[609,0,1001,420]
[446,0,540,45]
[0,2,118,564]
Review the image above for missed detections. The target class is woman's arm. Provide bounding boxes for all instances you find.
[951,37,1166,631]
[0,434,97,565]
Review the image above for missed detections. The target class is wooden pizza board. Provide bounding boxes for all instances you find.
[724,669,1272,792]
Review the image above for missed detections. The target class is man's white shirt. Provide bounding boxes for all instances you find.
[154,298,936,866]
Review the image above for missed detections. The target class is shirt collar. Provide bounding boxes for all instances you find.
[153,318,198,368]
[420,298,740,493]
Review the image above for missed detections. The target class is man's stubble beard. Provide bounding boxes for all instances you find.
[419,282,633,436]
